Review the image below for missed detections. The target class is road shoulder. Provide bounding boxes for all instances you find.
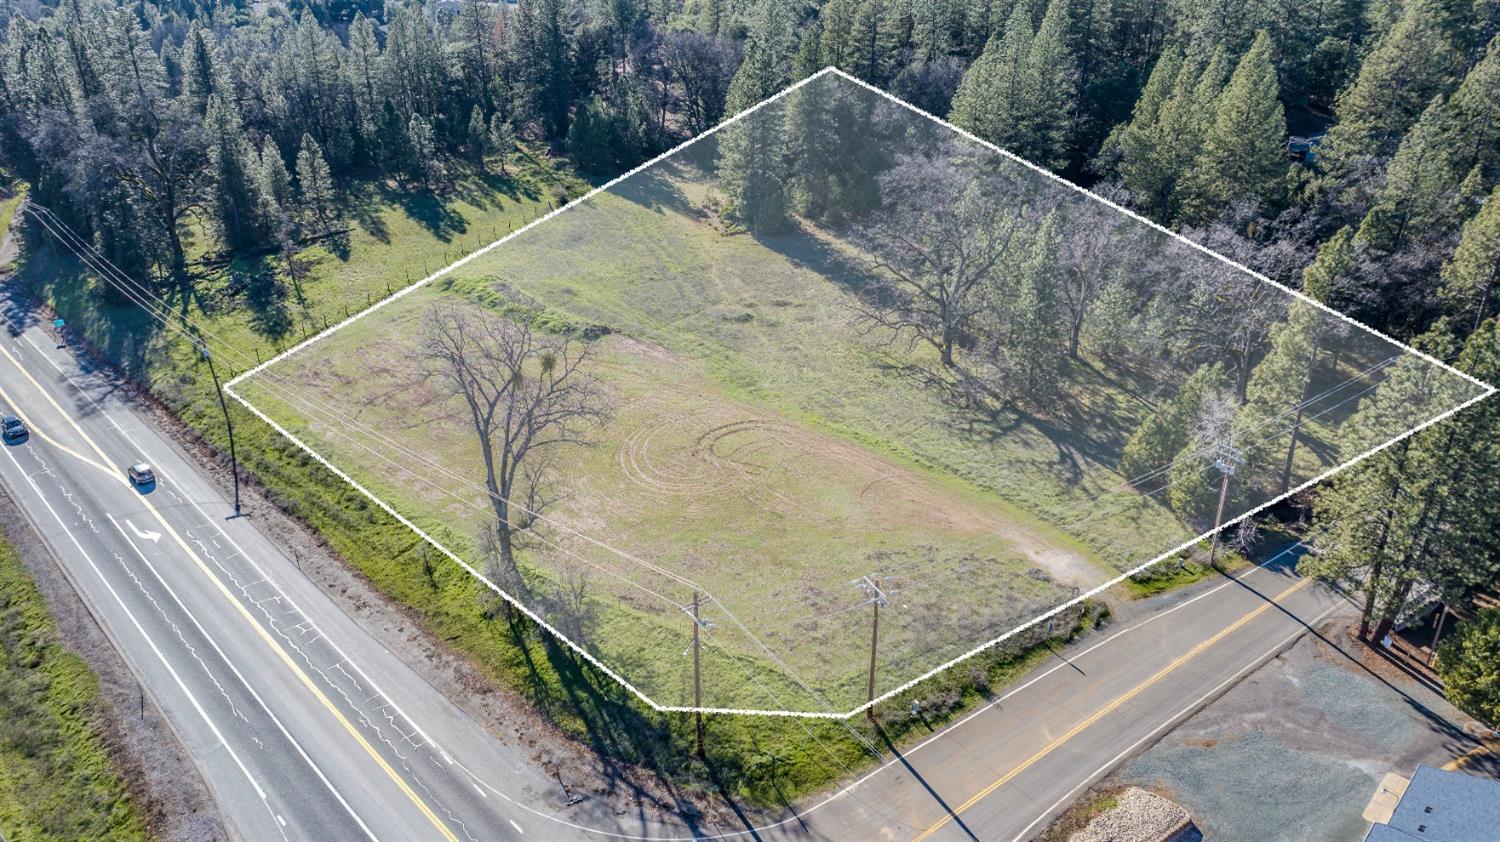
[0,483,226,841]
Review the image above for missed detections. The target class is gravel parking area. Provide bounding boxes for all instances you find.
[1106,621,1488,842]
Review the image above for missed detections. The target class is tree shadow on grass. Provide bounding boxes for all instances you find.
[752,223,884,297]
[220,255,293,345]
[444,163,540,213]
[613,162,699,221]
[501,613,721,838]
[338,179,393,245]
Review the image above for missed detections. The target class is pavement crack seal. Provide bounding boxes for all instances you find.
[186,514,477,841]
[30,452,255,728]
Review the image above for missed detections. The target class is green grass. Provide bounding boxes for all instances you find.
[237,154,1150,713]
[5,137,1361,810]
[0,517,148,841]
[241,279,1090,710]
[236,152,1397,713]
[1,179,26,272]
[7,156,1117,807]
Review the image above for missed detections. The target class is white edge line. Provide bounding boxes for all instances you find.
[1007,596,1345,842]
[103,512,381,842]
[0,446,275,805]
[222,65,1499,719]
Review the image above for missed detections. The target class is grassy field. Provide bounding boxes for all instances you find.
[243,279,1090,709]
[8,151,1118,805]
[14,93,1473,804]
[239,151,1153,711]
[239,130,1457,713]
[0,514,147,841]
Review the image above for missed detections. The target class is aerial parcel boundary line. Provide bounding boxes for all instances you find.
[226,66,1497,720]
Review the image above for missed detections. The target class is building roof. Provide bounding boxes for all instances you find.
[1364,765,1500,842]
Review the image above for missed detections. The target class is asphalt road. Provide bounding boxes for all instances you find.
[0,277,1359,842]
[790,543,1349,841]
[0,292,691,841]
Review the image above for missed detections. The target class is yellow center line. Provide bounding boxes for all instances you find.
[1,341,460,841]
[912,576,1313,842]
[0,384,118,475]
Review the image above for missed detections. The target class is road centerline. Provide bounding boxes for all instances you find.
[912,575,1315,842]
[0,337,461,842]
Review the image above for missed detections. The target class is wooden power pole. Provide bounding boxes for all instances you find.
[855,575,892,721]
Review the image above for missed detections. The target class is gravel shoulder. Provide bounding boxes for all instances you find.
[0,484,227,841]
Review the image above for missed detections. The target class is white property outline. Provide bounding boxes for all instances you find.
[226,66,1497,720]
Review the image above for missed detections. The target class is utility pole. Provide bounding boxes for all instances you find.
[1428,603,1449,665]
[688,590,715,758]
[855,575,893,721]
[200,343,241,515]
[1208,440,1244,567]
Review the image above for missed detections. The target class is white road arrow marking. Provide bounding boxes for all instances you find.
[125,518,162,543]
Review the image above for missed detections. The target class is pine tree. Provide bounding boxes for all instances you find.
[452,0,500,112]
[204,93,271,251]
[507,0,573,138]
[1119,363,1229,482]
[909,0,952,63]
[383,4,448,125]
[1437,607,1500,726]
[346,13,383,155]
[950,4,1033,149]
[1302,226,1356,304]
[182,22,221,115]
[257,143,294,218]
[1101,44,1183,214]
[725,0,795,113]
[1355,95,1459,251]
[566,96,613,173]
[791,17,827,82]
[467,105,488,163]
[842,0,902,84]
[487,114,517,176]
[1022,0,1078,170]
[1181,31,1286,224]
[821,0,858,69]
[1005,210,1066,401]
[717,99,790,231]
[296,132,336,231]
[1167,388,1240,524]
[1082,279,1134,358]
[1440,185,1500,329]
[407,114,441,188]
[1300,326,1498,642]
[1238,301,1324,494]
[1355,39,1499,251]
[1107,45,1232,221]
[1321,0,1460,165]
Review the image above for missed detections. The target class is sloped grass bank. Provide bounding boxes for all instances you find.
[0,510,147,841]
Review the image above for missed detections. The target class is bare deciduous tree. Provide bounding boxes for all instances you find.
[425,304,607,587]
[662,32,740,135]
[1059,203,1130,359]
[855,150,1031,368]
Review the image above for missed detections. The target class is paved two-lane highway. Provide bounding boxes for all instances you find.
[0,280,1366,842]
[0,292,689,841]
